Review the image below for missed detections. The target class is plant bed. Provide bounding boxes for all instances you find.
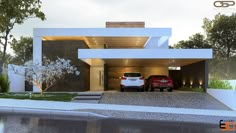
[177,87,204,92]
[0,92,78,102]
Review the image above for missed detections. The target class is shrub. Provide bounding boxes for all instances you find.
[178,87,204,92]
[208,80,232,89]
[0,74,10,93]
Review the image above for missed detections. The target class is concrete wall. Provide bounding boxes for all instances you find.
[8,65,25,92]
[43,40,90,92]
[207,89,236,110]
[181,61,208,90]
[106,66,168,90]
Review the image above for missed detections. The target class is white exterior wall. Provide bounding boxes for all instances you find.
[33,36,42,92]
[78,49,213,59]
[34,28,172,37]
[8,65,25,92]
[207,89,236,110]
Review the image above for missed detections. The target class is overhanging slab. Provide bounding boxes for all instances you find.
[34,28,171,37]
[78,49,213,59]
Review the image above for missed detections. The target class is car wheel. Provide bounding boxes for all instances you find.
[120,86,124,92]
[160,88,164,92]
[140,87,144,92]
[145,85,149,92]
[168,88,173,92]
[150,85,154,92]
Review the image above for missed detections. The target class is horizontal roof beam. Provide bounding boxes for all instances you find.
[78,49,213,59]
[34,28,171,37]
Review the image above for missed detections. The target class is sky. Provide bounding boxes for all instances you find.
[9,0,235,54]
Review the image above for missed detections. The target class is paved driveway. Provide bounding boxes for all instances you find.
[100,92,231,110]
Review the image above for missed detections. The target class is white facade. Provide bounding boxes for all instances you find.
[207,89,236,110]
[8,65,25,92]
[33,27,212,91]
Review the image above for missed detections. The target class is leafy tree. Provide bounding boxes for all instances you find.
[174,33,211,49]
[0,51,13,66]
[11,37,33,65]
[203,13,236,60]
[0,0,45,71]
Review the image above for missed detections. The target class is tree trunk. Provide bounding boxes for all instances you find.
[0,30,9,73]
[226,45,231,79]
[227,45,230,61]
[40,89,43,96]
[36,82,43,96]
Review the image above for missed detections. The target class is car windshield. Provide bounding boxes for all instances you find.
[153,75,167,78]
[124,73,141,77]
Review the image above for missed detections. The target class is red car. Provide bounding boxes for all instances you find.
[145,75,173,92]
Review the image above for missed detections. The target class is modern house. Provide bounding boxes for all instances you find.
[33,22,212,92]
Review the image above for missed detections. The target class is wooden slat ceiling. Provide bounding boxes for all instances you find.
[42,36,148,48]
[104,59,204,67]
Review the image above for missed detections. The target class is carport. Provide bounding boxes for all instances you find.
[78,49,212,92]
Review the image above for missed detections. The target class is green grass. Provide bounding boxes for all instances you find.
[0,93,78,102]
[177,87,204,92]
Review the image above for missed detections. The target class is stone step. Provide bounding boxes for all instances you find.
[78,92,103,96]
[72,100,99,103]
[78,94,102,96]
[72,92,103,103]
[73,96,101,100]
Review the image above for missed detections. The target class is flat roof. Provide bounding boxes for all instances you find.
[34,28,172,37]
[78,49,212,66]
[78,49,212,59]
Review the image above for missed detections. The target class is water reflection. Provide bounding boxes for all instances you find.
[0,113,226,133]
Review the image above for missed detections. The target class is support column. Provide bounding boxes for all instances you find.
[204,60,209,92]
[33,36,42,92]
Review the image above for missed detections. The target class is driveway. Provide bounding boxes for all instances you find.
[99,91,231,110]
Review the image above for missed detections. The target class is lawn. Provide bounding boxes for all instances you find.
[0,92,78,102]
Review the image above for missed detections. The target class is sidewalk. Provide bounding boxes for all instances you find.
[0,98,236,118]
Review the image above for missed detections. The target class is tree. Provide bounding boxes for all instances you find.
[174,33,211,49]
[203,13,236,60]
[0,0,45,72]
[0,51,13,66]
[11,37,33,65]
[10,57,80,95]
[203,13,236,79]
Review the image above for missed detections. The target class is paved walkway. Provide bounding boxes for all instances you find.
[100,92,231,110]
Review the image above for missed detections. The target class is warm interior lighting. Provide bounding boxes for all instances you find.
[190,80,193,88]
[182,80,186,86]
[190,81,193,85]
[199,80,202,86]
[199,80,203,88]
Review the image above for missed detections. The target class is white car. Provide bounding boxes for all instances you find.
[120,72,145,92]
